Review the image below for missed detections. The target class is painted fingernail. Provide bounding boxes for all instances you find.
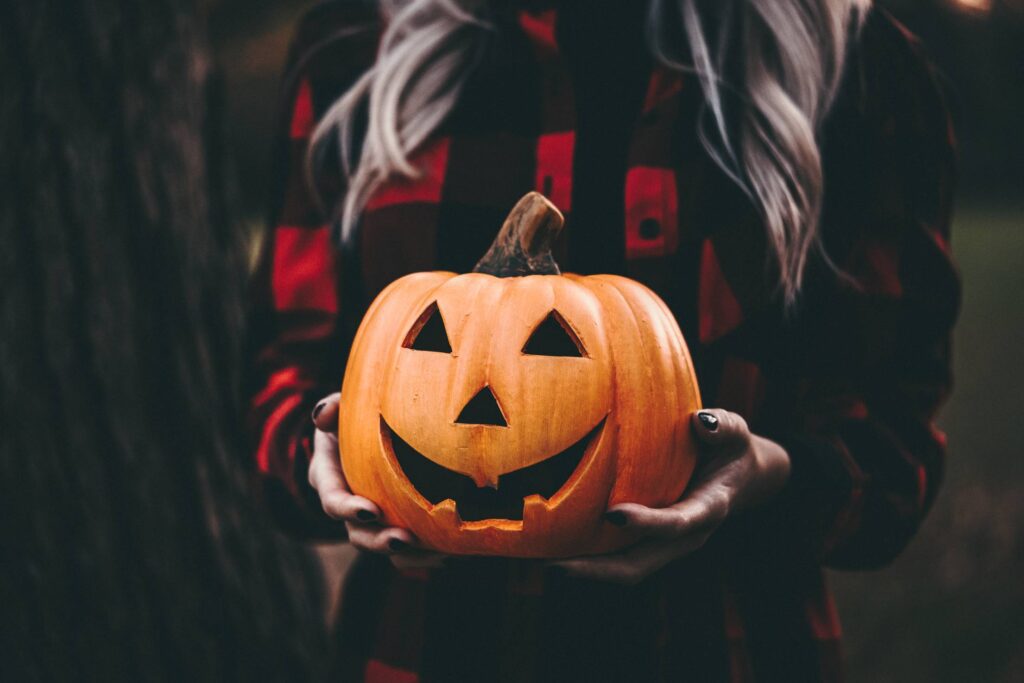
[356,509,377,522]
[698,411,719,431]
[388,538,409,552]
[604,511,628,527]
[311,402,326,421]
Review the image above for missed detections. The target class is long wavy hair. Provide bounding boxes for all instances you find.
[313,0,871,303]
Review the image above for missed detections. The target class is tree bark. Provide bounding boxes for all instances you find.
[0,1,324,679]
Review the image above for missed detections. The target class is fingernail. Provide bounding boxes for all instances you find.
[388,538,409,553]
[355,509,377,522]
[604,510,628,527]
[311,402,326,421]
[698,411,719,432]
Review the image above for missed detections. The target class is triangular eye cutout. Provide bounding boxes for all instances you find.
[522,310,586,357]
[455,386,507,427]
[403,302,452,353]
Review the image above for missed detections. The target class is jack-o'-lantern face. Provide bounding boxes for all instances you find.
[383,284,612,524]
[338,194,700,558]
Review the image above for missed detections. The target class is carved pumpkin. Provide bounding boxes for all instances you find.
[338,193,701,557]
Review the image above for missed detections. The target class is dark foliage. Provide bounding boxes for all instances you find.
[0,0,326,680]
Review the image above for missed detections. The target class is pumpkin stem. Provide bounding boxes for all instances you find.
[473,192,564,277]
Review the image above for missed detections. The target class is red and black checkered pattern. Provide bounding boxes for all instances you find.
[248,2,959,680]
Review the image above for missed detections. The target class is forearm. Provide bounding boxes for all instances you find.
[735,396,947,570]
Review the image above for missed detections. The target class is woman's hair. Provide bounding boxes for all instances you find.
[1,2,326,680]
[313,0,871,303]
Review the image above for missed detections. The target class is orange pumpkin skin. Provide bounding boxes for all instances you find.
[337,268,702,558]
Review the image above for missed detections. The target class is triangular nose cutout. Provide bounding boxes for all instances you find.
[455,386,507,427]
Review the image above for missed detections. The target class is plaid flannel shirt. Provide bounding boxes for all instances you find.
[248,2,959,680]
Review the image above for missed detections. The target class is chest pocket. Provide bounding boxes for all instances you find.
[625,165,679,260]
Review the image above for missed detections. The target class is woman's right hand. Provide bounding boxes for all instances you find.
[309,394,444,569]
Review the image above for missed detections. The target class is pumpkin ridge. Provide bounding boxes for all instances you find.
[598,275,698,506]
[580,277,638,484]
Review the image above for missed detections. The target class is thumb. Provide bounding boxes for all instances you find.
[312,393,341,433]
[690,409,750,450]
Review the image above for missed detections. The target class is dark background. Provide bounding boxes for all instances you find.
[207,1,1024,680]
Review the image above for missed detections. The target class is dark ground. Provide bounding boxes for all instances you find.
[210,1,1024,679]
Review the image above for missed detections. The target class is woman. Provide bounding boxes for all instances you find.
[250,0,959,679]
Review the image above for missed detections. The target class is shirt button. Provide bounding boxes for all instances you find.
[639,218,662,240]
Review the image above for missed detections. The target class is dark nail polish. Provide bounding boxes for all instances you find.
[388,538,409,553]
[604,510,628,527]
[698,411,719,432]
[311,402,326,421]
[356,509,377,522]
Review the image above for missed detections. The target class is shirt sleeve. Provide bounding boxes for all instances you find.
[733,12,961,570]
[247,1,379,537]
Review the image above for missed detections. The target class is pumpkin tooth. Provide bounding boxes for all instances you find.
[522,495,553,522]
[429,498,460,525]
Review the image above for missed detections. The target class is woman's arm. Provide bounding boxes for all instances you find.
[554,409,792,583]
[250,3,446,564]
[247,1,378,536]
[556,11,959,580]
[763,12,960,569]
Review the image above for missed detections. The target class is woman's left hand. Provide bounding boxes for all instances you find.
[550,409,791,585]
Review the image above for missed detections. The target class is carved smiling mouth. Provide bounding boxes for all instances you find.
[380,417,606,523]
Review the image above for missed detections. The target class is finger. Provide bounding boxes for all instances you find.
[691,409,749,450]
[552,541,687,585]
[604,494,727,539]
[347,523,418,555]
[309,432,381,522]
[311,393,341,433]
[320,489,382,523]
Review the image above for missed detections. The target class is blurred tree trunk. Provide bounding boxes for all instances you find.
[0,0,233,261]
[0,1,324,679]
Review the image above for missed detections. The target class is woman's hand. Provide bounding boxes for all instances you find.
[551,409,790,584]
[309,394,444,569]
